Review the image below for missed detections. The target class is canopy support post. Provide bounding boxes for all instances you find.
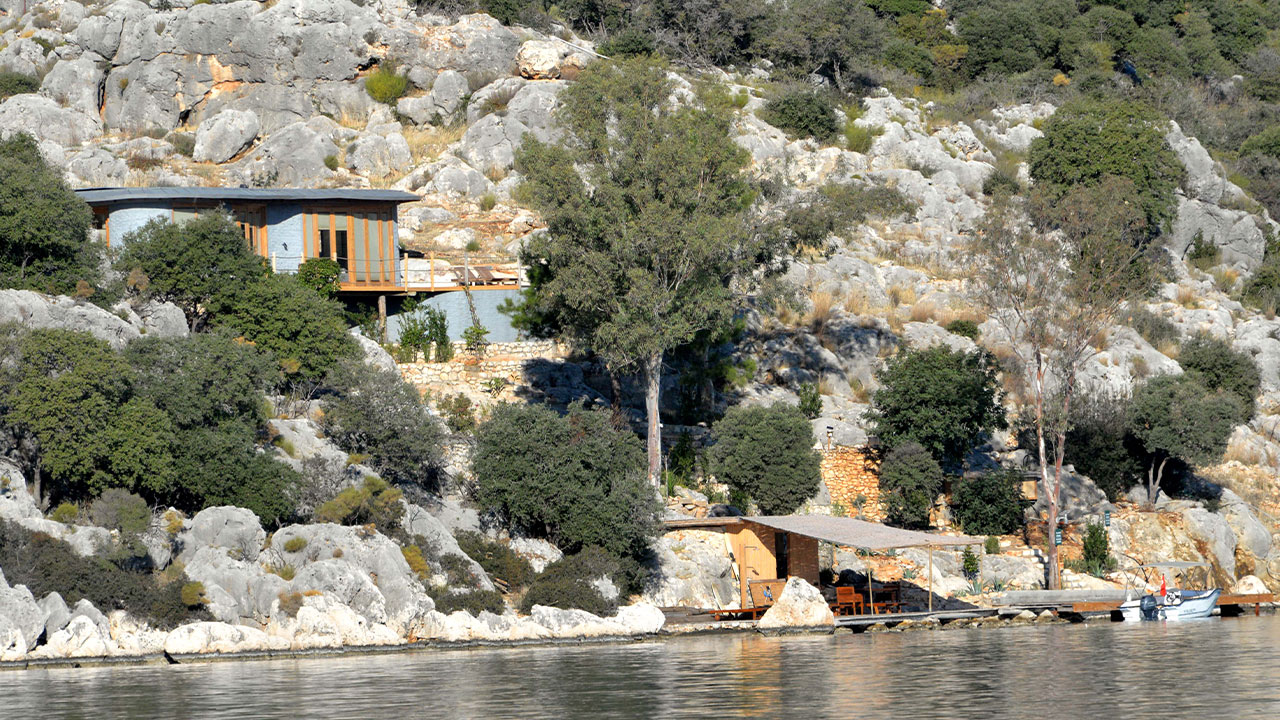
[868,563,875,615]
[928,547,934,613]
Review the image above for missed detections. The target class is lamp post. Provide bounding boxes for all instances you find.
[825,426,833,451]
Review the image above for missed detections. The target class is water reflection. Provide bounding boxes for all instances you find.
[2,617,1279,719]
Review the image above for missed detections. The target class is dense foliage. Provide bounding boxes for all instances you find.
[761,89,839,140]
[867,345,1006,466]
[1129,374,1244,501]
[708,403,821,514]
[473,403,659,561]
[519,547,621,615]
[878,442,942,529]
[950,468,1027,535]
[454,530,536,588]
[322,360,445,489]
[0,134,99,296]
[1178,334,1262,419]
[314,475,405,534]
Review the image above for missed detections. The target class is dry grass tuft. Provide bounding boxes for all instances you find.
[1176,284,1200,309]
[402,124,466,165]
[887,284,916,308]
[843,289,871,316]
[805,291,837,333]
[909,299,938,323]
[1156,340,1180,360]
[1212,267,1239,294]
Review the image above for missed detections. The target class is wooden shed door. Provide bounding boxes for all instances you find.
[775,532,790,579]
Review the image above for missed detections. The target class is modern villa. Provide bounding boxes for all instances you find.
[74,187,524,341]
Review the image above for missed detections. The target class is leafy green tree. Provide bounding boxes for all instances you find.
[124,331,279,430]
[759,0,886,92]
[1078,522,1116,576]
[513,58,778,485]
[0,134,99,295]
[708,403,821,514]
[955,0,1074,76]
[867,345,1006,466]
[295,258,343,300]
[116,213,268,331]
[641,0,766,66]
[473,402,659,561]
[168,425,298,526]
[878,442,942,529]
[950,468,1027,535]
[1128,374,1243,504]
[1028,99,1185,232]
[1178,334,1261,419]
[208,273,356,387]
[2,329,173,504]
[322,359,445,489]
[1058,392,1147,501]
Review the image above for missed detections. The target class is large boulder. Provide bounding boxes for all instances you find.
[38,592,71,640]
[644,529,737,609]
[30,615,113,659]
[163,622,280,655]
[0,290,140,349]
[347,132,412,177]
[0,572,44,651]
[183,546,288,623]
[1181,507,1238,582]
[757,577,835,629]
[194,109,260,163]
[236,121,338,187]
[1170,197,1272,274]
[0,614,27,661]
[0,94,100,147]
[177,506,267,564]
[516,40,563,79]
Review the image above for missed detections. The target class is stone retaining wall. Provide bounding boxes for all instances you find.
[398,340,568,398]
[821,446,884,521]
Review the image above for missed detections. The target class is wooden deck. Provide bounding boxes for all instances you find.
[1068,592,1274,616]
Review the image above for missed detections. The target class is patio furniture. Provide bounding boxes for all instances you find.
[829,587,865,616]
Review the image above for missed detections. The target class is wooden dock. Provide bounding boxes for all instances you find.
[995,590,1274,618]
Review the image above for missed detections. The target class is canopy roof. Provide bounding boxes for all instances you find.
[746,515,984,551]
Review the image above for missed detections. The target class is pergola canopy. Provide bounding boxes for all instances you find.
[746,515,984,551]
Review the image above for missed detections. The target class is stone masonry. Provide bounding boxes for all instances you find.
[821,446,884,522]
[398,340,567,401]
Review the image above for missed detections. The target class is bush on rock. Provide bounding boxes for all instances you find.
[708,403,821,515]
[519,548,619,616]
[950,468,1027,536]
[878,442,942,530]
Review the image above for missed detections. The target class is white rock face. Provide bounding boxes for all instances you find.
[178,506,267,564]
[31,616,112,659]
[194,109,261,163]
[758,577,834,629]
[163,622,276,655]
[516,40,563,79]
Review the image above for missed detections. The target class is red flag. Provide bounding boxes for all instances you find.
[1159,575,1167,597]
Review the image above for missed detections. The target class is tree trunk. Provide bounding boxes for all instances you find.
[1146,456,1168,507]
[1032,358,1059,590]
[609,369,626,430]
[643,351,662,488]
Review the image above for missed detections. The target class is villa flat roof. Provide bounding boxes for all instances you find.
[73,187,420,204]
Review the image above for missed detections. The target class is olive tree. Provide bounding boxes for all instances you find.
[878,442,942,530]
[1128,374,1243,505]
[708,403,821,514]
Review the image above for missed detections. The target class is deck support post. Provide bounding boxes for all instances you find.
[377,294,387,343]
[928,548,934,613]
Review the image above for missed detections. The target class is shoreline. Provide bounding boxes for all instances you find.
[6,606,1273,673]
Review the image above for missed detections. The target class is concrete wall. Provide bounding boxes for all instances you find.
[385,288,522,343]
[265,202,304,273]
[107,204,170,244]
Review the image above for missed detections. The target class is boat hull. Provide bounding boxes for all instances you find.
[1119,589,1221,621]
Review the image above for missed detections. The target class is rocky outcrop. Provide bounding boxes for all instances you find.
[644,529,737,609]
[194,110,261,164]
[0,570,44,652]
[0,290,186,349]
[758,577,834,629]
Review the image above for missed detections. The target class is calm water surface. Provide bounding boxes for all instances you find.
[4,615,1279,719]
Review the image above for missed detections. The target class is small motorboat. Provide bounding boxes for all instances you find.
[1117,561,1220,622]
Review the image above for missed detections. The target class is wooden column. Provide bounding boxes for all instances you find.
[377,294,387,343]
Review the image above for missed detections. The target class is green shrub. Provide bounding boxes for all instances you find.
[0,519,206,628]
[761,90,839,141]
[519,548,619,616]
[598,28,655,58]
[1179,334,1262,418]
[1079,523,1116,576]
[283,536,308,553]
[479,0,527,24]
[425,307,452,362]
[364,65,409,104]
[438,393,476,433]
[474,403,659,561]
[879,442,942,530]
[322,359,445,489]
[1057,392,1147,502]
[89,489,151,537]
[313,475,404,533]
[844,121,880,153]
[950,468,1027,536]
[867,345,1006,466]
[50,502,79,524]
[709,403,821,515]
[1123,307,1180,349]
[1240,126,1280,159]
[944,319,979,340]
[324,154,339,171]
[797,382,823,419]
[438,553,486,588]
[401,544,430,580]
[984,536,1000,555]
[479,193,497,212]
[296,257,343,299]
[0,71,39,100]
[0,133,100,295]
[435,589,506,616]
[167,133,196,158]
[266,562,296,581]
[454,530,535,588]
[1187,233,1221,271]
[1028,99,1184,233]
[982,170,1020,197]
[961,547,979,578]
[180,581,206,607]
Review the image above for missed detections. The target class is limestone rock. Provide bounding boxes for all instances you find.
[0,94,100,147]
[194,109,260,163]
[1234,575,1270,595]
[177,506,267,564]
[0,290,140,348]
[644,529,736,609]
[508,536,562,573]
[347,132,412,177]
[516,40,562,79]
[163,622,273,655]
[352,329,397,373]
[32,615,112,659]
[237,121,338,187]
[0,578,44,650]
[401,503,494,592]
[65,148,129,186]
[757,577,835,629]
[38,592,71,640]
[1181,507,1238,581]
[0,614,27,661]
[183,546,287,623]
